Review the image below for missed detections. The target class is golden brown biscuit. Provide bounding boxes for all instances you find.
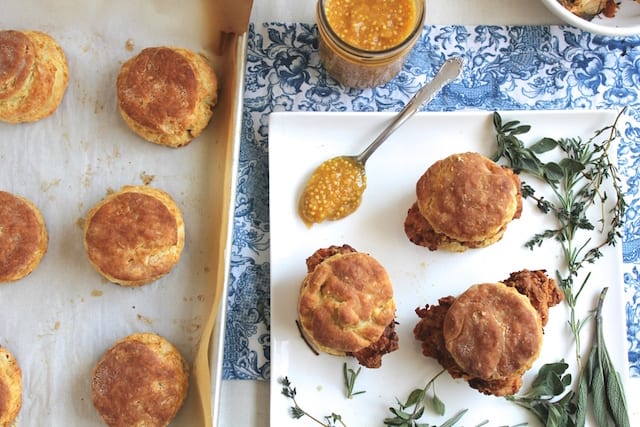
[443,283,542,381]
[0,30,69,123]
[0,346,22,426]
[405,152,521,251]
[298,245,397,367]
[92,333,189,427]
[0,191,48,283]
[83,186,185,287]
[116,46,218,147]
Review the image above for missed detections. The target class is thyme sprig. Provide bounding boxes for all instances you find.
[280,376,348,427]
[492,111,630,426]
[342,362,366,398]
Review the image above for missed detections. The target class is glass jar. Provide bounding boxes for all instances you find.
[316,0,426,88]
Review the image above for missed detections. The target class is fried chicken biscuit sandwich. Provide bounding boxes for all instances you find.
[405,152,522,251]
[413,269,563,396]
[297,244,398,368]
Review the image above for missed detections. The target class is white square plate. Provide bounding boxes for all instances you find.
[269,110,628,426]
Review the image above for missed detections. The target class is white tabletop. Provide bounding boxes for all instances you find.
[220,2,639,426]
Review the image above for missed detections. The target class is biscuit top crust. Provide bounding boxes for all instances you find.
[443,283,542,381]
[92,333,188,427]
[0,30,35,101]
[84,188,181,283]
[0,191,45,281]
[298,251,395,353]
[416,152,521,242]
[117,47,198,132]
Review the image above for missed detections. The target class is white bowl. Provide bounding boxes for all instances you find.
[540,0,640,36]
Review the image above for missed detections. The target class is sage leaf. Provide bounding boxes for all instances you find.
[431,394,445,416]
[405,388,426,407]
[591,356,608,427]
[530,137,558,153]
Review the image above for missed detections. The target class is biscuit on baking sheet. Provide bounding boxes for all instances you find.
[83,185,185,287]
[0,191,48,283]
[298,246,396,364]
[0,346,22,426]
[0,29,69,123]
[443,282,543,381]
[116,46,218,147]
[92,332,189,427]
[405,152,521,251]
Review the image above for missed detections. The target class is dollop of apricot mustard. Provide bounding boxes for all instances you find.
[298,156,366,226]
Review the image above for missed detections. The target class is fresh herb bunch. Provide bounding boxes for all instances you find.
[492,111,629,427]
[280,376,348,427]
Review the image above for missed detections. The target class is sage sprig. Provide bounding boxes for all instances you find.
[384,369,456,427]
[576,287,630,427]
[506,361,576,426]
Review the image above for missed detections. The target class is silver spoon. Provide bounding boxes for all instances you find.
[299,56,464,226]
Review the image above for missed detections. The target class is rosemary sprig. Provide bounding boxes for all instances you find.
[492,111,630,426]
[342,362,366,398]
[384,369,454,426]
[280,376,348,427]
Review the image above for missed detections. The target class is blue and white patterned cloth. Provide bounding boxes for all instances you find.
[223,22,640,381]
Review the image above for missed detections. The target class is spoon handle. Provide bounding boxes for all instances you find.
[357,56,464,164]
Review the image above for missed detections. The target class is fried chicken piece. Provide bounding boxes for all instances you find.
[350,321,400,368]
[305,243,357,272]
[502,269,564,326]
[404,202,448,251]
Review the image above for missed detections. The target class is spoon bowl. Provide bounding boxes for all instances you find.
[298,56,464,226]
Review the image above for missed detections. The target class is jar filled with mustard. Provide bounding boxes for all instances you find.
[316,0,426,88]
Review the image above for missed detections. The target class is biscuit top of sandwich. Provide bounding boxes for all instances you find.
[117,47,200,133]
[416,152,521,243]
[0,30,35,101]
[443,282,542,381]
[0,191,47,282]
[298,251,395,354]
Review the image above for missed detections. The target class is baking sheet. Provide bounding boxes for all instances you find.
[269,110,628,426]
[0,1,243,425]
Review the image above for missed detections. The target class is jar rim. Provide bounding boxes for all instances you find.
[318,0,426,57]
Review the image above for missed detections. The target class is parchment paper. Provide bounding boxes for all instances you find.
[1,1,234,425]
